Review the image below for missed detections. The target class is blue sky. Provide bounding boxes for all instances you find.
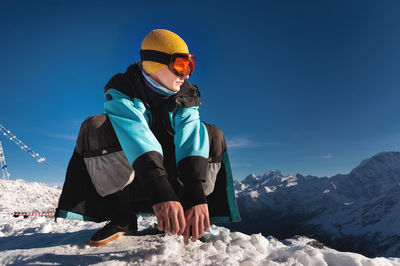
[1,0,400,185]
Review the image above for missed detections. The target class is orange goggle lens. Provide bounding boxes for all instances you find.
[169,54,196,77]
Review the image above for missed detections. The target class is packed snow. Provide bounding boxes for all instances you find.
[0,179,399,265]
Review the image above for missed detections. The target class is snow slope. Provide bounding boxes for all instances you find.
[233,151,400,258]
[0,179,399,265]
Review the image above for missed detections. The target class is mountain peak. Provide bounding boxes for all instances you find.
[350,151,400,182]
[261,170,283,180]
[242,174,259,185]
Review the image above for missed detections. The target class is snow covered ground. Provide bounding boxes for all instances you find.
[0,179,399,266]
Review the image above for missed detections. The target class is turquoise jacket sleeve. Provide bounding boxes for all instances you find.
[104,89,163,165]
[173,106,210,164]
[173,106,210,209]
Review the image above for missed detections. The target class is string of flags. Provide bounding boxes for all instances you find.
[0,123,48,180]
[0,139,11,179]
[0,124,48,166]
[0,211,55,218]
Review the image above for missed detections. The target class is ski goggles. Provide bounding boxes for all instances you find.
[140,49,196,78]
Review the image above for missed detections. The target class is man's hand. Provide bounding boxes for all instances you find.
[152,201,186,235]
[183,203,210,245]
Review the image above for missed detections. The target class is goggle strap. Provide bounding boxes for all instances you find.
[140,50,171,65]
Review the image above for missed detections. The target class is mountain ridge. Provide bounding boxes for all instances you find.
[230,151,400,257]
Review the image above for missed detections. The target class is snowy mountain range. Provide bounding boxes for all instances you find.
[229,151,400,258]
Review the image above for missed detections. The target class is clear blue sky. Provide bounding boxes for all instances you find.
[1,0,400,185]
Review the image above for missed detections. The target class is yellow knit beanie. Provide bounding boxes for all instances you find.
[141,29,189,74]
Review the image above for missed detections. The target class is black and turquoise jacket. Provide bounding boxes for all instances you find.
[55,62,240,223]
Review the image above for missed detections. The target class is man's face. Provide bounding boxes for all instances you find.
[149,66,190,92]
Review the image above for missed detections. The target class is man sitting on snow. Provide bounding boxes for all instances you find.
[56,29,240,246]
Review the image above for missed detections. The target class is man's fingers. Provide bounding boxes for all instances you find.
[191,215,199,242]
[183,224,190,245]
[153,203,164,232]
[156,214,164,232]
[178,209,186,235]
[164,215,171,233]
[198,215,204,238]
[204,215,210,232]
[170,210,180,235]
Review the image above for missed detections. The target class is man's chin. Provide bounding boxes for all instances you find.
[169,86,181,93]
